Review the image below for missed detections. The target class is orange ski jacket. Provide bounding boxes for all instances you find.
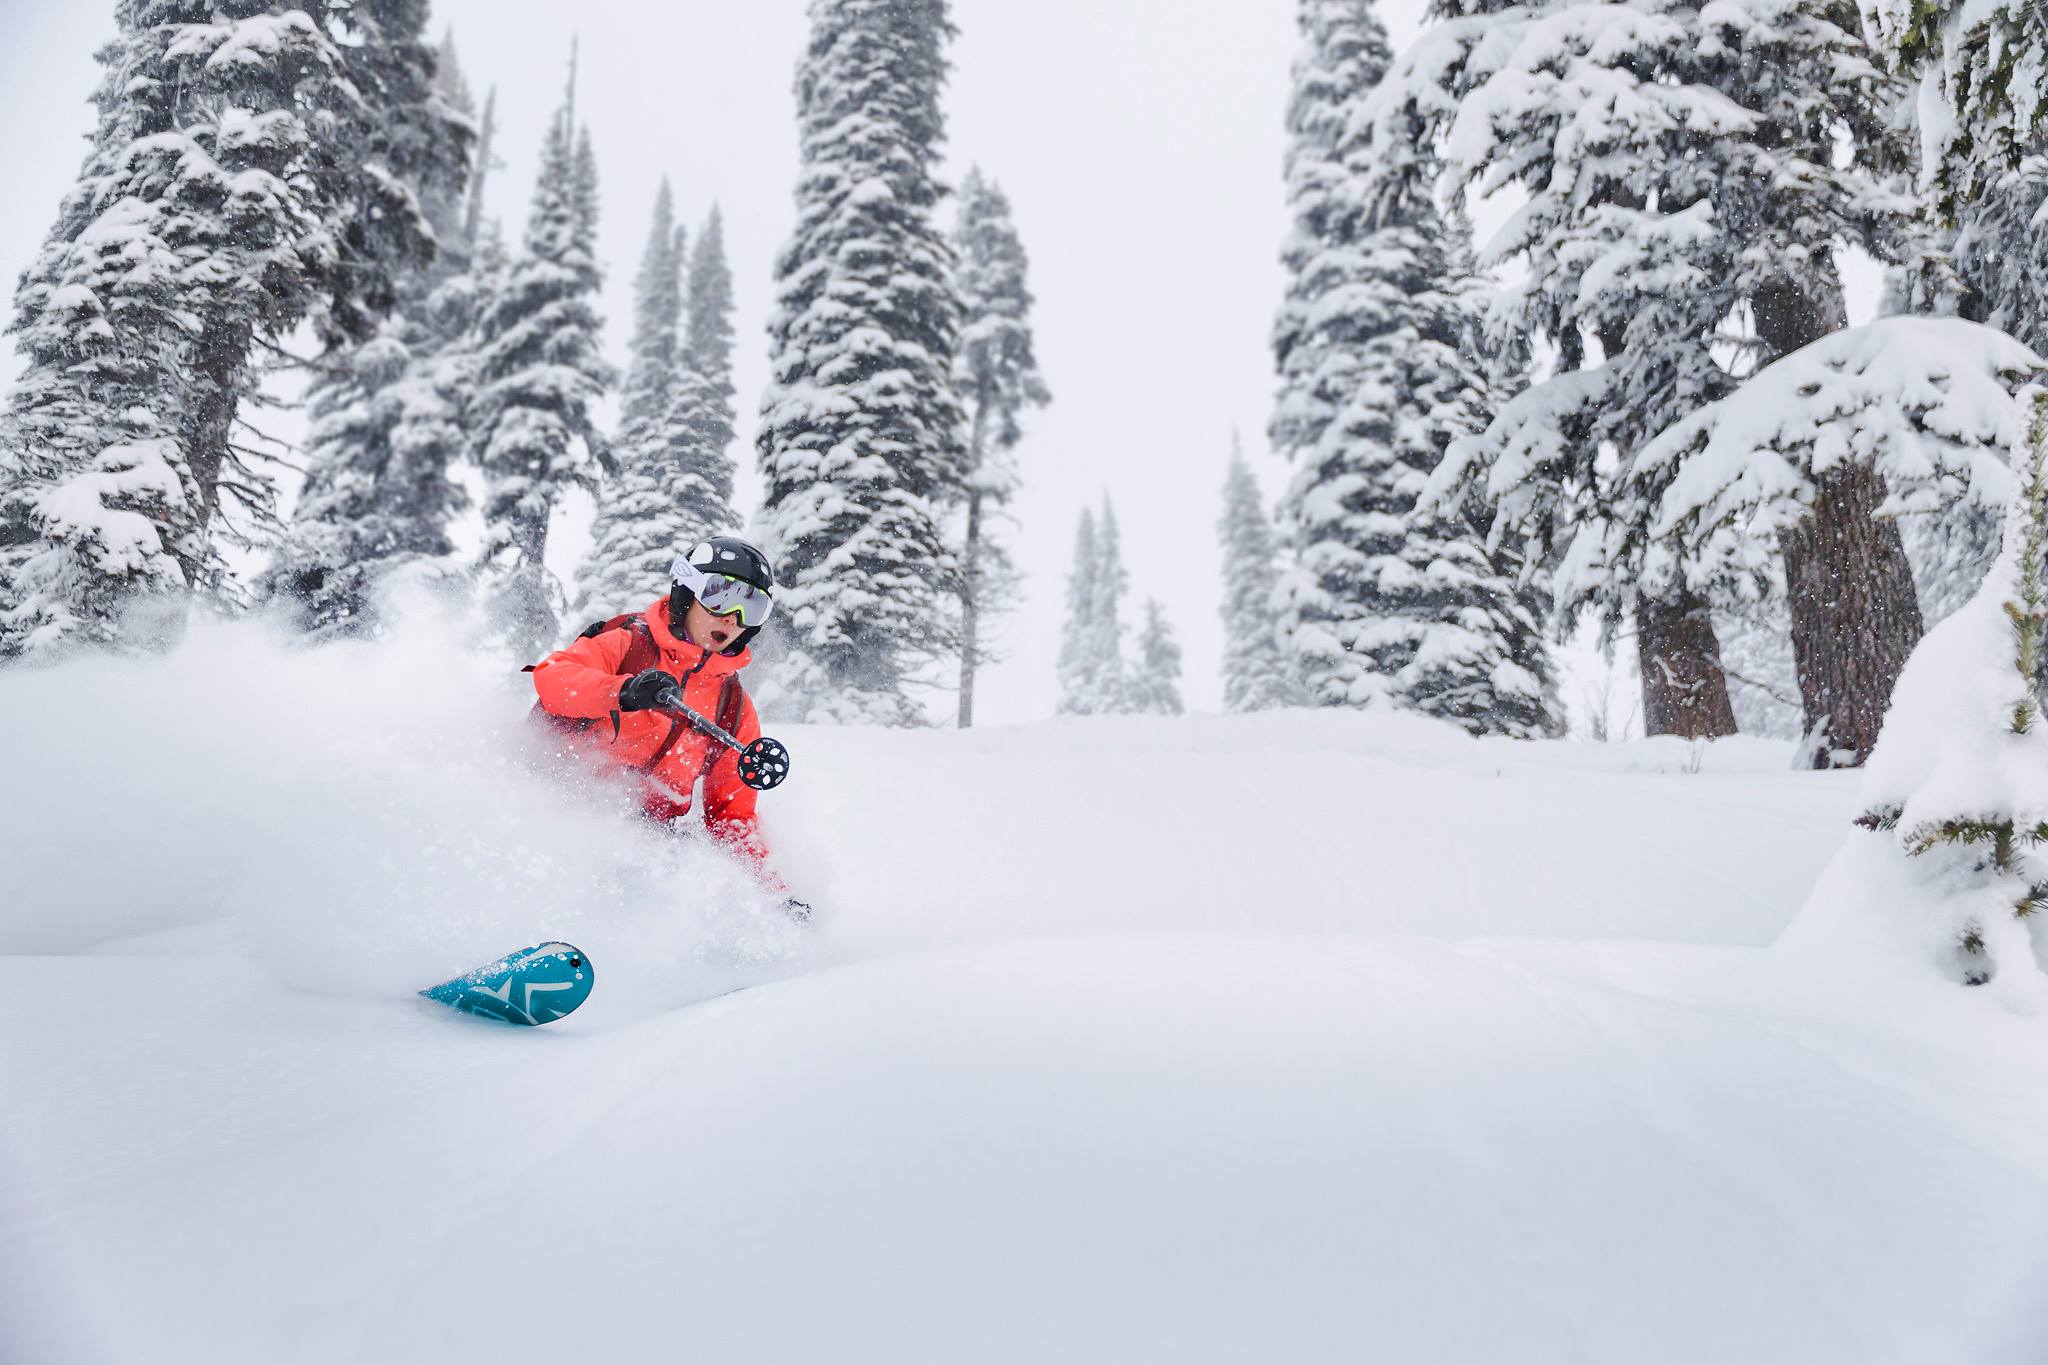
[530,597,772,871]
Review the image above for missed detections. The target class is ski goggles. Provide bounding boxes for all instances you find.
[676,566,774,627]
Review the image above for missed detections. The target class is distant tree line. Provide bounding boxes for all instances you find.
[10,0,2048,753]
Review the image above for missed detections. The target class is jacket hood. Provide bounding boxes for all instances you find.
[646,597,752,674]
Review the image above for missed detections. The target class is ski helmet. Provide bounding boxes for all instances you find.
[669,536,775,654]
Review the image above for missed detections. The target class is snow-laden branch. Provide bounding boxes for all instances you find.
[1860,0,2048,204]
[1645,318,2042,589]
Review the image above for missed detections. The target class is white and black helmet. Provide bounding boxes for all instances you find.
[670,536,774,594]
[669,536,775,653]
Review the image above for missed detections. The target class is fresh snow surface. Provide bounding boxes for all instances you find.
[8,615,2048,1363]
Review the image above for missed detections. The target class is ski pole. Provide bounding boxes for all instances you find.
[655,686,792,791]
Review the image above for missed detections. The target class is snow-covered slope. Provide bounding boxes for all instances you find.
[6,622,2048,1363]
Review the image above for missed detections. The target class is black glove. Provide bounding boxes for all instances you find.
[617,668,680,712]
[780,897,814,924]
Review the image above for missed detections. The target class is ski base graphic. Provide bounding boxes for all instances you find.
[420,942,594,1026]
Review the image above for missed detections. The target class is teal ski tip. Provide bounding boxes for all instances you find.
[420,941,595,1026]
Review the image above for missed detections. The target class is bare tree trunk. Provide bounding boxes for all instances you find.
[179,325,250,592]
[956,383,991,729]
[1636,588,1738,739]
[1753,274,1923,768]
[1589,308,1739,741]
[1777,462,1924,767]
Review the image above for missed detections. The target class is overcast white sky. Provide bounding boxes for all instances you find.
[1,0,1434,724]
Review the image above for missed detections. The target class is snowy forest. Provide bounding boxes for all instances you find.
[3,0,2043,761]
[12,0,2048,1361]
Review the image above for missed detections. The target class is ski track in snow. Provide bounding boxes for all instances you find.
[7,625,2048,1362]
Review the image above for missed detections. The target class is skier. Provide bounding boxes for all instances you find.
[529,536,808,919]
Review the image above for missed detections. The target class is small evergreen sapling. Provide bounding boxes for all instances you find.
[1855,391,2048,988]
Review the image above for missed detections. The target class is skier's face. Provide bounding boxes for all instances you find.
[684,597,743,653]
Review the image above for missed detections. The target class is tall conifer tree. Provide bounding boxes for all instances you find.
[1217,439,1303,713]
[1087,498,1132,715]
[1055,506,1101,714]
[1,0,459,654]
[264,25,478,637]
[1054,496,1133,716]
[577,183,692,618]
[951,167,1049,727]
[472,65,614,661]
[757,0,965,726]
[668,206,741,539]
[1272,0,1557,738]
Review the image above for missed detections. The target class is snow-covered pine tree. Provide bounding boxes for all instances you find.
[1130,599,1186,717]
[1051,498,1135,715]
[0,11,185,652]
[1055,506,1100,714]
[1851,389,2048,995]
[260,293,472,637]
[575,182,693,621]
[1217,438,1303,713]
[1,0,459,655]
[262,20,479,638]
[667,206,741,539]
[1271,0,1559,739]
[757,0,966,726]
[1088,498,1134,714]
[1380,0,1735,741]
[951,167,1050,728]
[684,206,734,384]
[571,125,601,263]
[1384,0,1923,762]
[472,72,614,662]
